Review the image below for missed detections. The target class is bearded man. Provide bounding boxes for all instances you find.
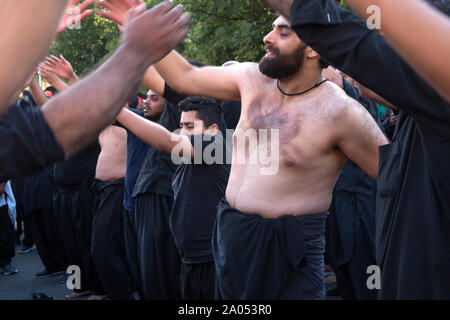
[153,15,388,300]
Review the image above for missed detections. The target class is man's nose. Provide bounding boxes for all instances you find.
[263,30,275,45]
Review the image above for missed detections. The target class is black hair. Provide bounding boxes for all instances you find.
[319,57,330,69]
[138,92,147,99]
[44,86,57,94]
[426,0,450,16]
[128,92,139,108]
[178,97,224,130]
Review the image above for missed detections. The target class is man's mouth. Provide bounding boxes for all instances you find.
[265,46,278,57]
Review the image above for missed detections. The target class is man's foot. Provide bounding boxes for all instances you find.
[59,272,71,283]
[18,245,35,254]
[0,265,18,276]
[35,269,65,278]
[65,291,91,299]
[87,294,108,300]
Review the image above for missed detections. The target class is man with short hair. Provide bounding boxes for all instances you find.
[154,15,388,299]
[117,96,230,300]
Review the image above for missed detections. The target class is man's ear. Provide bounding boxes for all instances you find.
[305,47,320,60]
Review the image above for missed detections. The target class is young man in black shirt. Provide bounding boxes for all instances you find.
[118,97,230,300]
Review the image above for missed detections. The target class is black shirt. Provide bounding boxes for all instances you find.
[53,138,100,187]
[0,102,65,182]
[170,134,230,264]
[290,0,450,299]
[133,85,185,198]
[222,100,242,130]
[120,109,150,212]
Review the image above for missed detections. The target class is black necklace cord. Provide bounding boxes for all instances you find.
[277,79,329,96]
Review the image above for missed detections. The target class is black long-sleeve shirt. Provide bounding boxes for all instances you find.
[290,0,450,299]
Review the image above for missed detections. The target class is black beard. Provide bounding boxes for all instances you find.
[146,113,162,123]
[259,44,306,80]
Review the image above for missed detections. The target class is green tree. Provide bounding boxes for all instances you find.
[49,12,120,76]
[148,0,275,65]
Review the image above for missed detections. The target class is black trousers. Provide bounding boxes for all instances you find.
[53,183,99,292]
[16,205,34,247]
[332,215,377,300]
[135,193,181,300]
[124,209,144,299]
[91,179,135,300]
[0,205,16,266]
[28,208,67,272]
[180,262,215,300]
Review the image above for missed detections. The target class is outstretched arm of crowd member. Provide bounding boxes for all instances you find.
[57,0,94,33]
[0,0,68,113]
[335,97,389,180]
[117,108,194,156]
[141,66,166,96]
[154,51,244,101]
[265,0,449,137]
[40,1,188,158]
[344,0,450,103]
[42,55,79,85]
[39,64,69,92]
[29,78,50,107]
[95,0,166,94]
[95,0,144,28]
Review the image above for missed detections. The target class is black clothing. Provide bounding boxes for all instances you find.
[135,193,181,300]
[170,134,230,264]
[180,262,216,300]
[133,86,183,198]
[212,199,328,300]
[290,0,450,299]
[28,208,66,272]
[118,109,149,212]
[221,100,241,130]
[53,183,99,292]
[53,139,100,187]
[91,179,135,300]
[133,84,184,300]
[124,209,144,299]
[0,204,16,266]
[0,103,64,182]
[53,140,100,292]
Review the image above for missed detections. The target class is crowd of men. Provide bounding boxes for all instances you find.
[0,0,449,300]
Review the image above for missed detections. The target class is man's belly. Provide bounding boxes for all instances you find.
[95,153,126,182]
[225,164,336,218]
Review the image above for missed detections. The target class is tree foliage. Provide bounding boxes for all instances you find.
[49,12,120,76]
[50,0,275,74]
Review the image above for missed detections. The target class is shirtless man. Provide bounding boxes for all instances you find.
[90,124,135,300]
[154,15,388,299]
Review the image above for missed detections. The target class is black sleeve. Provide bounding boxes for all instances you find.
[0,104,65,182]
[290,0,450,138]
[163,83,187,106]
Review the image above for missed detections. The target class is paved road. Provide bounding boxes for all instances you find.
[1,245,342,301]
[0,244,80,300]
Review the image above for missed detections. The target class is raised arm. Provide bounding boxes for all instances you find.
[41,2,188,157]
[42,55,79,85]
[154,51,244,101]
[345,0,450,103]
[29,78,49,107]
[117,108,193,156]
[38,63,70,93]
[0,0,68,112]
[266,0,449,137]
[335,97,389,180]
